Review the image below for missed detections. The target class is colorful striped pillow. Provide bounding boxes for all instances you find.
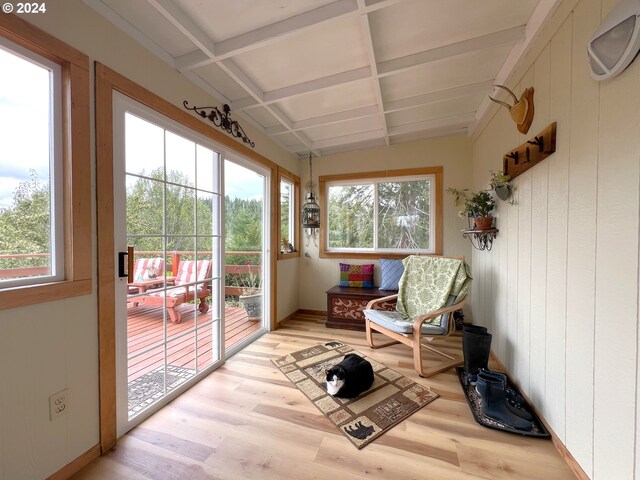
[339,263,374,288]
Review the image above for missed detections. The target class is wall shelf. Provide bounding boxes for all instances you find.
[462,228,498,251]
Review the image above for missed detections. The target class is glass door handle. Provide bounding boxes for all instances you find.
[118,246,134,281]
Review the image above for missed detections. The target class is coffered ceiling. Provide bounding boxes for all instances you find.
[85,0,560,158]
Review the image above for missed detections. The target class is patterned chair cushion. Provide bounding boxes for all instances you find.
[339,263,374,288]
[379,258,404,291]
[396,256,471,326]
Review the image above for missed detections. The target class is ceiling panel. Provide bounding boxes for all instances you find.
[245,107,280,128]
[385,93,484,128]
[276,132,302,147]
[369,0,538,63]
[380,44,512,101]
[173,0,337,43]
[303,116,382,142]
[89,0,554,157]
[101,0,196,57]
[192,63,252,101]
[232,16,369,92]
[276,78,378,121]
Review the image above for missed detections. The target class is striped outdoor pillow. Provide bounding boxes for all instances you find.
[379,258,404,291]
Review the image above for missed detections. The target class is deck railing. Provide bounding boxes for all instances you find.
[0,251,261,296]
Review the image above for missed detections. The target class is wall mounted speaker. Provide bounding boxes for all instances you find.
[588,0,640,80]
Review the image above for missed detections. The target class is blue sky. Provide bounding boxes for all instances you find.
[0,45,51,209]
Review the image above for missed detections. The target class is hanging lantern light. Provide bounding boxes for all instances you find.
[301,153,320,235]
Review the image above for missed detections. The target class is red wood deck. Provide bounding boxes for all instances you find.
[126,303,262,382]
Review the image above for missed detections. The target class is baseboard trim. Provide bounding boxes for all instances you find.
[46,443,100,480]
[277,310,300,326]
[297,308,328,316]
[489,352,589,480]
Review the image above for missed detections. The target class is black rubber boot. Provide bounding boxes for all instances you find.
[462,326,492,385]
[476,375,532,431]
[477,370,532,421]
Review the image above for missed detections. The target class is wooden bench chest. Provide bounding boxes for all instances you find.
[325,285,397,331]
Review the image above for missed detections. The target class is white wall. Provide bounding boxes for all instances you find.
[0,2,298,478]
[299,135,473,311]
[471,1,640,478]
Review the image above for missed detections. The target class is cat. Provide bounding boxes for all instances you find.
[325,353,374,398]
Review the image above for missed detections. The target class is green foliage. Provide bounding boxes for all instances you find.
[328,180,431,250]
[488,170,510,189]
[459,190,495,218]
[0,170,51,269]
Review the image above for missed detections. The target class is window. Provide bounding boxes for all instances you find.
[320,167,442,258]
[277,168,300,259]
[0,16,90,309]
[0,38,62,288]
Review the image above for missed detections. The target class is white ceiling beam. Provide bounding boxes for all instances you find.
[377,25,526,78]
[230,97,260,111]
[233,27,525,111]
[175,0,359,71]
[389,126,469,145]
[363,0,406,11]
[387,112,475,137]
[216,0,358,58]
[358,0,389,145]
[318,137,388,156]
[292,129,386,152]
[384,80,494,113]
[217,59,318,154]
[146,0,216,58]
[261,67,372,105]
[267,104,380,135]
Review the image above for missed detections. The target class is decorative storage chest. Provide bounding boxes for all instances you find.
[326,285,397,331]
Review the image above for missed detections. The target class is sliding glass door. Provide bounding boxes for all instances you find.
[113,94,224,435]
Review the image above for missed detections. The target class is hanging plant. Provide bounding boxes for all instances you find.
[489,170,511,201]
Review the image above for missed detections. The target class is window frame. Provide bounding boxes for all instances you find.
[0,14,91,309]
[277,167,300,260]
[319,167,443,259]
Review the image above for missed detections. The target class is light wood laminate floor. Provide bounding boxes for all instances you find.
[72,313,575,480]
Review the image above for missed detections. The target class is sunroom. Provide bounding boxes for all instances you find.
[0,1,638,479]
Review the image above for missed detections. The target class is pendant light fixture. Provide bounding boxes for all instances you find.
[301,153,320,240]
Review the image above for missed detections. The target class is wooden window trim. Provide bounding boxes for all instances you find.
[277,166,301,260]
[318,166,443,259]
[0,15,91,310]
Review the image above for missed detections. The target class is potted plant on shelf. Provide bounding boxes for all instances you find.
[459,190,496,230]
[237,267,262,321]
[489,170,511,201]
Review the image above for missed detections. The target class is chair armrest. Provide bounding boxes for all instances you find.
[412,298,466,334]
[365,294,398,310]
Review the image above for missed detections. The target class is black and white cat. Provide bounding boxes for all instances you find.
[325,353,374,398]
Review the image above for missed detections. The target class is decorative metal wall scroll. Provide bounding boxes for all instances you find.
[503,122,556,181]
[183,101,255,147]
[463,228,498,251]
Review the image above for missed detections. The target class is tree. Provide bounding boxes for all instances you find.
[0,170,50,270]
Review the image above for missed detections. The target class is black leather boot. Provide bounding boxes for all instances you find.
[477,370,532,421]
[476,375,532,431]
[462,326,492,385]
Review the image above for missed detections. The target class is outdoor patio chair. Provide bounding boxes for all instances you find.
[127,257,165,295]
[134,259,212,324]
[363,255,472,377]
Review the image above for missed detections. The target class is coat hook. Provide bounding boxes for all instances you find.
[506,151,519,165]
[527,136,544,152]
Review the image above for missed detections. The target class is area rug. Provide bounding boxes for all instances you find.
[128,365,195,417]
[272,340,438,448]
[455,367,550,437]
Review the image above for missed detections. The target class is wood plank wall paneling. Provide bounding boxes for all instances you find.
[544,15,572,443]
[594,0,640,475]
[565,0,600,474]
[471,1,640,478]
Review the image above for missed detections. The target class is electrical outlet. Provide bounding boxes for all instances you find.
[49,389,68,421]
